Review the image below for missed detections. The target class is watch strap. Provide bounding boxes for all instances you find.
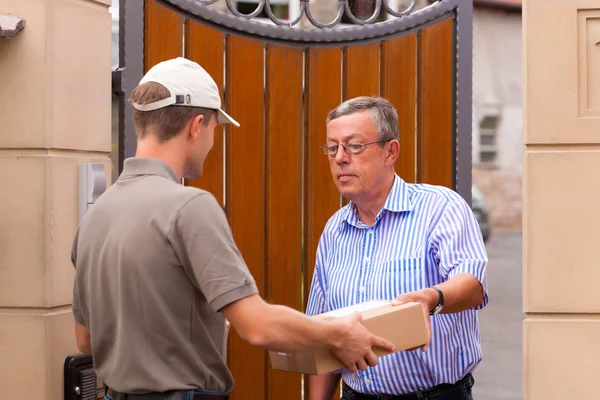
[429,287,444,315]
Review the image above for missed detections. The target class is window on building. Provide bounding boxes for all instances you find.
[479,115,499,164]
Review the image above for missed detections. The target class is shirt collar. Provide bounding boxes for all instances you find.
[120,157,179,183]
[339,174,413,230]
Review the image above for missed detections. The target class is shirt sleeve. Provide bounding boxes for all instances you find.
[169,193,258,312]
[72,281,87,325]
[305,232,329,317]
[429,197,489,310]
[71,228,79,268]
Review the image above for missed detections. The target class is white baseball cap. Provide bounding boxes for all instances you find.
[132,57,240,127]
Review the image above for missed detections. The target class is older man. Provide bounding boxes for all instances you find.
[306,96,488,400]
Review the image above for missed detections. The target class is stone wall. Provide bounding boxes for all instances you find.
[0,0,112,398]
[523,1,600,398]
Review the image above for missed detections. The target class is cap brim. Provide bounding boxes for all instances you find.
[217,109,240,127]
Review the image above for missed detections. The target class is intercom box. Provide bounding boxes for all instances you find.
[268,300,428,375]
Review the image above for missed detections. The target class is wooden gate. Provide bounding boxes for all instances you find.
[122,0,473,398]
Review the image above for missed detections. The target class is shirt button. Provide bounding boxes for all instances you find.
[359,286,366,293]
[365,378,372,385]
[363,256,370,262]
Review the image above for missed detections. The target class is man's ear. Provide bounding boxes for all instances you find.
[386,139,400,166]
[189,114,205,141]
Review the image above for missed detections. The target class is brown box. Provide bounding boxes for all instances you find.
[268,300,428,375]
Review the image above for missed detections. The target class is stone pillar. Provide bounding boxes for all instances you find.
[523,1,600,399]
[0,0,112,399]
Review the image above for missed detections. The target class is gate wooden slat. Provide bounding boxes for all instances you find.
[265,44,304,400]
[417,17,455,188]
[145,0,183,71]
[341,42,380,205]
[303,47,343,400]
[343,43,381,100]
[304,48,343,308]
[225,35,266,400]
[381,35,417,183]
[183,22,225,205]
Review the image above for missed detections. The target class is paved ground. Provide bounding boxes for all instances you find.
[472,232,523,400]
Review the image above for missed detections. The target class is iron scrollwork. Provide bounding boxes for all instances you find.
[157,0,457,45]
[181,0,419,28]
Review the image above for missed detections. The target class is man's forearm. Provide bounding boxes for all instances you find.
[410,273,483,314]
[224,296,341,353]
[251,303,340,352]
[223,293,395,373]
[435,273,484,313]
[308,373,341,400]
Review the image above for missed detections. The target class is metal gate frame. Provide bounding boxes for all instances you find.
[113,0,473,203]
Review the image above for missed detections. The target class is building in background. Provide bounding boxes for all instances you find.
[471,0,523,232]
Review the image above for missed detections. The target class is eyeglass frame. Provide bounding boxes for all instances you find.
[319,139,393,156]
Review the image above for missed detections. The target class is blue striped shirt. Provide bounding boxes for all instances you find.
[306,175,488,395]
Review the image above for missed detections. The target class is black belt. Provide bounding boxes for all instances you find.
[106,388,229,400]
[343,373,474,400]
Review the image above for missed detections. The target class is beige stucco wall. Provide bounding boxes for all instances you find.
[523,0,600,398]
[0,0,112,398]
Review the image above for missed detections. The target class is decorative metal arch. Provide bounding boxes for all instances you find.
[187,0,417,28]
[117,0,473,204]
[157,0,463,46]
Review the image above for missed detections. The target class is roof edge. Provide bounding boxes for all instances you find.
[473,0,522,11]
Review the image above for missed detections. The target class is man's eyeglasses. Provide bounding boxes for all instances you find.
[319,139,392,156]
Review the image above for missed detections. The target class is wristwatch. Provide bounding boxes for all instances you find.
[429,287,444,315]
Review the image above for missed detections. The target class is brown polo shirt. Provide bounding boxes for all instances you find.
[71,157,257,394]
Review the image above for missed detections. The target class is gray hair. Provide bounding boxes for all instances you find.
[326,96,400,143]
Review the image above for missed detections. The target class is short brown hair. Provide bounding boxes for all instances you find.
[129,82,215,142]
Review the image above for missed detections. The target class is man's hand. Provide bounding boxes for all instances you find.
[330,312,395,373]
[392,288,438,352]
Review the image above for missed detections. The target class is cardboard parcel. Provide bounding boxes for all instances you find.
[269,300,428,375]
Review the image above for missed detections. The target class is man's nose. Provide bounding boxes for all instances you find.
[334,145,349,164]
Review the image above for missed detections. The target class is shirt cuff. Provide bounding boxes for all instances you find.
[210,281,259,312]
[447,259,488,310]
